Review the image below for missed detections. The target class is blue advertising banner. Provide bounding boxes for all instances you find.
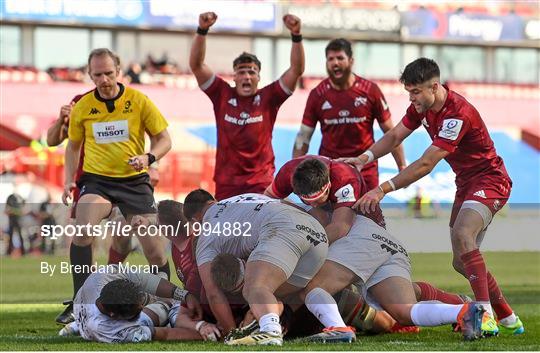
[401,7,527,41]
[0,0,278,32]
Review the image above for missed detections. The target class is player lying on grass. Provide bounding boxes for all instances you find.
[184,190,356,345]
[59,265,202,343]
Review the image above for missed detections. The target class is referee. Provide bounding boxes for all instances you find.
[63,48,172,304]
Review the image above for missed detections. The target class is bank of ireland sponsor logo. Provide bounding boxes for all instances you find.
[92,120,129,144]
[339,110,350,117]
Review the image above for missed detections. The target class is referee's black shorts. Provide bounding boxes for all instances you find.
[77,172,156,217]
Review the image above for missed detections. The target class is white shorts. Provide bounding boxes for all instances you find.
[249,206,328,288]
[327,215,411,309]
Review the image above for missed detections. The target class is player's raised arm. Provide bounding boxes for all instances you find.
[279,14,305,93]
[189,12,217,86]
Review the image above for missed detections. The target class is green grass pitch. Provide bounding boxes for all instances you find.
[1,251,539,350]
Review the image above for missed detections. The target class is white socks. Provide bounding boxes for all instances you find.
[499,313,517,326]
[305,287,347,328]
[259,313,281,335]
[479,301,494,317]
[410,302,464,326]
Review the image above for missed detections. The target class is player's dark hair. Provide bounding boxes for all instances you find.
[184,189,215,220]
[158,200,188,238]
[399,57,440,85]
[98,279,143,320]
[325,38,353,58]
[88,48,121,69]
[233,52,261,71]
[292,158,330,196]
[211,253,242,293]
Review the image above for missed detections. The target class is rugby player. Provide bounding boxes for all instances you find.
[189,12,304,200]
[58,265,202,343]
[342,58,523,335]
[184,191,355,345]
[292,38,406,189]
[62,48,172,325]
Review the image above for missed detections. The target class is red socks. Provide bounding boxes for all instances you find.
[460,249,489,302]
[416,281,465,304]
[107,247,128,264]
[487,272,513,319]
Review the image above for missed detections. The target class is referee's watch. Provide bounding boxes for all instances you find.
[146,153,156,166]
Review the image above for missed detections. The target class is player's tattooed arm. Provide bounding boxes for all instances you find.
[190,12,216,86]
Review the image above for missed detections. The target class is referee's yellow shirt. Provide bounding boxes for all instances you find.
[68,84,168,178]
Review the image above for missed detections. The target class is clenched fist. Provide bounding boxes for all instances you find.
[199,12,217,30]
[283,14,301,35]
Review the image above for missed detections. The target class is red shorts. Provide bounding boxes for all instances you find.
[450,175,512,228]
[360,162,379,191]
[215,182,270,201]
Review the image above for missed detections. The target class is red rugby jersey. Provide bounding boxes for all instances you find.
[203,76,291,188]
[302,75,391,158]
[401,87,510,188]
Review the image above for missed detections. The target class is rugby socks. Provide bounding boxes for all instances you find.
[107,247,128,265]
[416,281,466,304]
[461,249,492,316]
[259,313,282,335]
[410,302,463,326]
[487,272,515,321]
[69,243,93,299]
[305,287,347,328]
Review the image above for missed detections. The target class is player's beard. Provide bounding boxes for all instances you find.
[328,65,353,88]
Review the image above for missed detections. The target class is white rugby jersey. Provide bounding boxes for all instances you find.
[196,193,295,265]
[73,266,154,343]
